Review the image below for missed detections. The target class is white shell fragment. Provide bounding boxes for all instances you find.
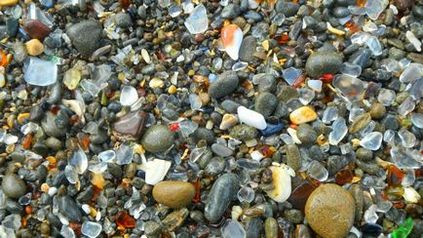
[265,164,295,203]
[221,24,243,60]
[144,159,172,185]
[237,106,267,130]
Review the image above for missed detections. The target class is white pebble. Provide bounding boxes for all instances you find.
[237,106,267,130]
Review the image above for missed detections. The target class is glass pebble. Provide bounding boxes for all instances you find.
[81,221,102,238]
[120,85,138,106]
[237,186,255,203]
[360,132,383,150]
[221,220,246,238]
[307,160,328,182]
[184,4,208,34]
[24,57,58,86]
[328,118,348,145]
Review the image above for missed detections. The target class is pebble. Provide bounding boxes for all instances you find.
[264,217,278,238]
[152,181,195,208]
[141,125,174,153]
[305,184,355,238]
[204,174,239,222]
[57,195,82,222]
[66,20,102,57]
[239,36,256,63]
[0,0,17,7]
[370,102,386,119]
[289,106,318,124]
[305,51,343,77]
[237,106,267,130]
[254,92,278,118]
[1,174,26,199]
[113,110,147,139]
[208,71,239,99]
[219,114,238,130]
[25,39,44,56]
[296,124,317,145]
[265,164,295,203]
[114,13,132,28]
[229,124,258,141]
[286,144,302,171]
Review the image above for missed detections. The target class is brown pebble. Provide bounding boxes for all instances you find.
[152,181,196,208]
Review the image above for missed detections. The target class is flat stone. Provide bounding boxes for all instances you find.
[57,195,82,222]
[141,125,174,153]
[305,51,343,77]
[239,36,256,63]
[204,173,239,222]
[305,184,355,238]
[23,20,51,40]
[66,20,102,57]
[208,71,239,99]
[1,174,26,199]
[289,106,318,124]
[113,110,147,140]
[255,92,278,117]
[152,181,196,208]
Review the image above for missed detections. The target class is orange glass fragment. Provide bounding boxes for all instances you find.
[0,50,8,67]
[386,165,405,186]
[116,211,136,230]
[356,0,367,8]
[335,168,354,185]
[192,178,201,203]
[345,21,360,33]
[261,145,276,157]
[79,134,90,151]
[91,173,105,190]
[275,34,289,44]
[22,134,33,149]
[69,222,82,236]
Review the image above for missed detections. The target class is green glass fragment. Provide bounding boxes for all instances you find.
[391,217,414,238]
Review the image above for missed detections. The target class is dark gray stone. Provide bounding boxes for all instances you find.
[66,20,102,57]
[208,71,239,99]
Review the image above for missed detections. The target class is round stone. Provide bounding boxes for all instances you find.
[25,39,44,56]
[305,184,355,238]
[152,181,196,208]
[2,174,27,199]
[255,92,278,117]
[208,71,239,99]
[369,102,386,120]
[305,51,343,77]
[141,125,174,153]
[66,20,102,57]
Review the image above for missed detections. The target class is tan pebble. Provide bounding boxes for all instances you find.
[0,0,18,6]
[219,114,238,130]
[25,39,44,56]
[305,184,355,238]
[152,181,195,208]
[289,106,317,124]
[168,85,177,94]
[198,91,210,105]
[149,78,164,88]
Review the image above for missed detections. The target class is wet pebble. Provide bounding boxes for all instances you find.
[208,71,239,99]
[1,174,26,199]
[141,125,174,153]
[204,173,239,222]
[66,20,102,57]
[152,181,195,208]
[305,51,343,77]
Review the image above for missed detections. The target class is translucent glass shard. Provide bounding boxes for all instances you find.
[360,132,383,150]
[184,4,208,34]
[328,118,348,145]
[24,57,58,86]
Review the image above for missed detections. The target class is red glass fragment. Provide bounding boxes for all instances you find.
[335,167,354,185]
[320,73,334,83]
[386,165,405,186]
[115,211,136,229]
[192,178,201,203]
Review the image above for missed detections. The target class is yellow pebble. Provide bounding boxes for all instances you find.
[17,112,30,124]
[289,106,317,124]
[41,183,50,193]
[7,115,15,128]
[25,39,44,56]
[168,85,177,94]
[0,0,18,6]
[89,207,97,217]
[149,78,164,88]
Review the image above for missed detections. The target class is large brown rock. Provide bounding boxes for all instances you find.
[305,184,355,238]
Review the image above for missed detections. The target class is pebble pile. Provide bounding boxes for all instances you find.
[0,0,422,237]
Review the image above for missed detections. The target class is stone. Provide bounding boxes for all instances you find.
[57,195,82,222]
[296,124,317,145]
[237,106,267,130]
[286,144,302,171]
[25,39,44,56]
[369,102,386,119]
[204,173,239,222]
[141,125,174,153]
[289,106,318,124]
[229,124,258,141]
[152,181,195,208]
[6,18,18,37]
[41,112,66,138]
[23,20,51,40]
[254,92,278,117]
[239,36,256,63]
[264,217,278,238]
[208,71,239,99]
[66,20,102,57]
[305,184,355,238]
[1,174,26,199]
[266,164,295,203]
[305,51,343,77]
[113,110,147,140]
[0,0,18,7]
[114,13,132,28]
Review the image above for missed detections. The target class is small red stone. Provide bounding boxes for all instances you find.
[320,73,334,83]
[23,20,51,40]
[335,167,354,185]
[168,122,180,132]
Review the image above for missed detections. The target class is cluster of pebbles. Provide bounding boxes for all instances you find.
[0,0,423,237]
